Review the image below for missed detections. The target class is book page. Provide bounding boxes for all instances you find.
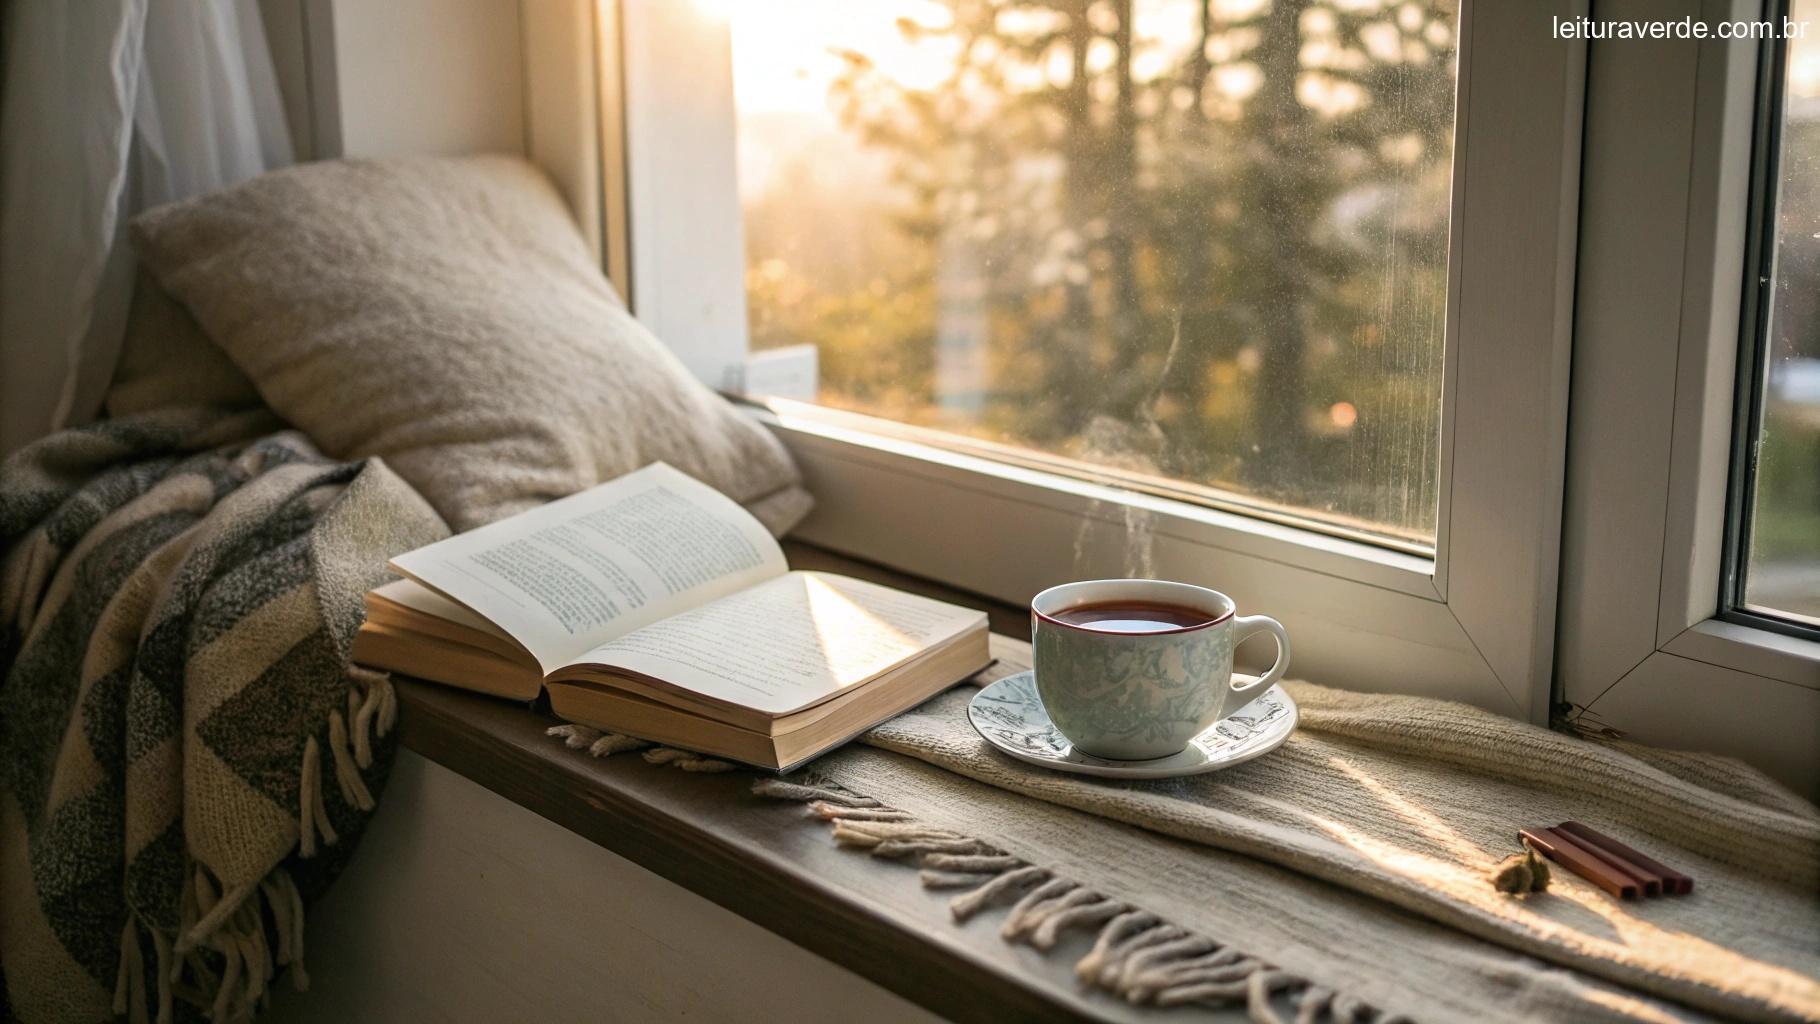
[573,572,986,716]
[391,463,786,674]
[370,578,506,638]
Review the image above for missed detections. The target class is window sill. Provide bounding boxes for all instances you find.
[393,631,1222,1024]
[1661,618,1820,692]
[387,540,1188,1021]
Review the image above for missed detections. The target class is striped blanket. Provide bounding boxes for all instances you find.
[0,409,446,1023]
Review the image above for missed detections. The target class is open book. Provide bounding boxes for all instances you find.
[351,463,990,770]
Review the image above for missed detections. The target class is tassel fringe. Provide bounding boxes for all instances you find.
[111,668,393,1022]
[298,667,395,857]
[751,777,1407,1024]
[117,866,309,1024]
[537,722,1404,1020]
[545,723,739,772]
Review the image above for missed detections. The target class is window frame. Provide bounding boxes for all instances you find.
[603,0,1590,723]
[1721,0,1820,642]
[1557,0,1819,793]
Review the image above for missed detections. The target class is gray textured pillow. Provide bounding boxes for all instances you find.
[105,270,263,417]
[131,154,810,534]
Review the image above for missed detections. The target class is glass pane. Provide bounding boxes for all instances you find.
[1743,1,1820,626]
[729,0,1458,549]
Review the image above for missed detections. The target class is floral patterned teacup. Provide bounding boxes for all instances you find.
[1030,579,1290,761]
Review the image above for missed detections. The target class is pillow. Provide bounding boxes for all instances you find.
[130,154,811,534]
[104,270,264,417]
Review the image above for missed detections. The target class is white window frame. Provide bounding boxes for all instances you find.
[1559,0,1819,791]
[602,0,1590,722]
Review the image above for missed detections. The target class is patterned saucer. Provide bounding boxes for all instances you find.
[967,670,1297,779]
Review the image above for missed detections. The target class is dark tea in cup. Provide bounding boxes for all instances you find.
[1049,600,1218,633]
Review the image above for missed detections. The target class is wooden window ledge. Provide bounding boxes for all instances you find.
[388,543,1233,1022]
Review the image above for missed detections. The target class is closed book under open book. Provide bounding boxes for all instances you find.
[353,463,991,770]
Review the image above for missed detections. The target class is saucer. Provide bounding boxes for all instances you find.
[966,670,1297,779]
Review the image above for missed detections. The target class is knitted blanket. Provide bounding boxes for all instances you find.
[0,409,447,1024]
[557,645,1820,1022]
[795,651,1820,1023]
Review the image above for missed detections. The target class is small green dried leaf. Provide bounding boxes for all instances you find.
[1525,846,1551,892]
[1491,853,1533,894]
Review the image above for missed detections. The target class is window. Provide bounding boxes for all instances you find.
[590,0,1816,788]
[727,0,1457,551]
[1557,0,1819,794]
[1733,0,1820,630]
[613,0,1587,723]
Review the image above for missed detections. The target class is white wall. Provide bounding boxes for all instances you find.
[257,0,320,160]
[618,0,750,386]
[265,752,943,1024]
[273,0,608,266]
[314,0,526,160]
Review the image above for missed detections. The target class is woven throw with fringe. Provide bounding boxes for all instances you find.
[552,646,1820,1024]
[0,408,447,1024]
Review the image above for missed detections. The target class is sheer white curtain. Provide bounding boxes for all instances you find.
[0,0,292,455]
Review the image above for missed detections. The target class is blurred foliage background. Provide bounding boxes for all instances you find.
[734,0,1818,612]
[1747,56,1820,621]
[737,0,1456,546]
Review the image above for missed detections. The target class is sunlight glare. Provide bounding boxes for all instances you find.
[688,0,736,23]
[803,574,924,689]
[729,0,958,116]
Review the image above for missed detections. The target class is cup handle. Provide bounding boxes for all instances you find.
[1230,615,1290,697]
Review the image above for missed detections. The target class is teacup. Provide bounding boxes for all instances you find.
[1029,579,1290,760]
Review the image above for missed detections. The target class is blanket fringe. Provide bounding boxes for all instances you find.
[538,729,1405,1019]
[299,668,396,856]
[112,667,391,1022]
[116,864,309,1024]
[751,777,1408,1024]
[545,723,739,773]
[348,666,391,768]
